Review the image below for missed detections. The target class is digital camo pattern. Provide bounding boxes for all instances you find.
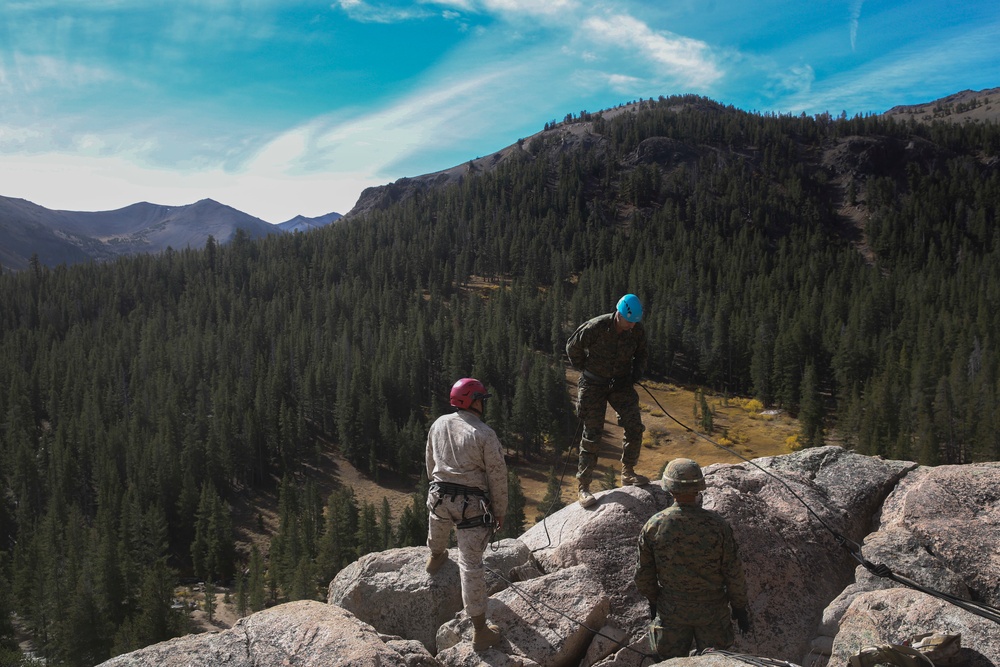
[426,494,493,617]
[565,312,647,380]
[575,379,645,483]
[425,408,509,617]
[425,410,508,520]
[647,607,733,659]
[635,501,748,656]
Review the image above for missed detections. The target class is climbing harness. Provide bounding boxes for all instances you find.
[429,481,495,530]
[635,381,1000,628]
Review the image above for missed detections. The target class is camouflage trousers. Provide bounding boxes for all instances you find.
[426,491,493,617]
[575,377,645,484]
[648,605,734,659]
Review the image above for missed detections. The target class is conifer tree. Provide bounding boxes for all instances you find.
[356,502,379,557]
[378,497,393,550]
[798,362,824,447]
[535,468,565,522]
[499,471,526,538]
[234,568,249,618]
[248,546,266,612]
[203,581,216,621]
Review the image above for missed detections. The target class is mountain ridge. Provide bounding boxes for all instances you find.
[0,195,342,272]
[882,86,1000,125]
[345,87,999,222]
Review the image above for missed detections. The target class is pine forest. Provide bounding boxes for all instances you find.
[1,95,999,664]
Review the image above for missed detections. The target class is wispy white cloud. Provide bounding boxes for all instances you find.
[472,0,579,17]
[250,67,510,177]
[424,0,579,18]
[581,13,722,88]
[0,53,117,95]
[849,0,863,51]
[780,18,1000,116]
[606,72,643,93]
[769,63,815,99]
[336,0,436,23]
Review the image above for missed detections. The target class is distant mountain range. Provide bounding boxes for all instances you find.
[0,196,341,272]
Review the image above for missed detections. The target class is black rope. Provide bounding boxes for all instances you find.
[524,417,583,553]
[700,648,803,667]
[636,381,1000,628]
[859,560,1000,625]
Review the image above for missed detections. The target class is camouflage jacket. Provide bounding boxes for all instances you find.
[635,501,748,617]
[566,312,647,379]
[425,410,509,520]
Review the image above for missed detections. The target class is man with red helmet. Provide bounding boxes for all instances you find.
[425,377,509,652]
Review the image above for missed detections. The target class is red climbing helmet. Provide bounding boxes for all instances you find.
[449,378,491,410]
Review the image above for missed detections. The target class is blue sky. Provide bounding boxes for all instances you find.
[0,1,997,223]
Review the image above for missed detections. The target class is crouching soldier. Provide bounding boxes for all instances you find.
[635,458,751,658]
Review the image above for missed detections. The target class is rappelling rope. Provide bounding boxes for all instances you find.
[636,381,1000,627]
[699,649,805,667]
[487,414,582,554]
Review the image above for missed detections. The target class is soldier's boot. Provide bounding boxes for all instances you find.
[471,614,502,652]
[621,465,650,486]
[578,480,598,508]
[425,551,448,574]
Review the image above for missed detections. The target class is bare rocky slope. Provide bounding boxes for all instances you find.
[98,446,1000,667]
[882,87,1000,125]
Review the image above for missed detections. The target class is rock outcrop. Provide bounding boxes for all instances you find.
[328,540,533,653]
[96,600,413,666]
[101,448,1000,667]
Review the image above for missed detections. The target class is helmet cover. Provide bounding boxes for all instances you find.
[662,458,706,493]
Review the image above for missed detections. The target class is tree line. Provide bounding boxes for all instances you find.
[1,94,998,664]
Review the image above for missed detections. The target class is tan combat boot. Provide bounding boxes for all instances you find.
[425,551,448,574]
[578,480,597,508]
[621,465,650,486]
[470,613,502,652]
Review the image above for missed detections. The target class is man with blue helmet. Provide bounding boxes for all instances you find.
[566,294,650,507]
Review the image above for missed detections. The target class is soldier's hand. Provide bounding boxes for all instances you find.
[494,515,504,532]
[648,601,657,620]
[732,608,751,634]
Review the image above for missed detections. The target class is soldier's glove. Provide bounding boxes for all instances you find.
[648,601,657,620]
[732,608,751,634]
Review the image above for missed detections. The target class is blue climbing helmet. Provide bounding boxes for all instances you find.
[616,294,643,323]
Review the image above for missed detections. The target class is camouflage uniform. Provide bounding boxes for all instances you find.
[566,312,647,485]
[634,499,747,658]
[426,410,508,618]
